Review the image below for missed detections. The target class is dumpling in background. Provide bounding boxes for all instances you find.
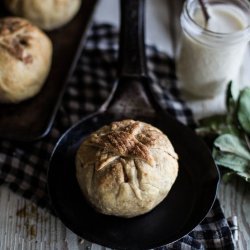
[0,17,52,103]
[5,0,81,30]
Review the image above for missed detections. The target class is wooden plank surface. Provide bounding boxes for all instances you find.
[0,185,92,250]
[0,180,249,250]
[218,179,250,250]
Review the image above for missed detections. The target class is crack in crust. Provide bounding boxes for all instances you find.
[85,120,164,171]
[0,18,33,64]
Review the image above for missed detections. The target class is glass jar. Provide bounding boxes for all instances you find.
[177,0,250,99]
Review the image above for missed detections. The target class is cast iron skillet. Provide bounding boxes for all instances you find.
[48,0,220,249]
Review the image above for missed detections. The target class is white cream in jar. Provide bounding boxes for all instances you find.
[177,0,250,98]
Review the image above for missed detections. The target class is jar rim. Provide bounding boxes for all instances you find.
[183,0,250,45]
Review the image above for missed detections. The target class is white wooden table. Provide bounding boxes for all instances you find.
[0,0,250,249]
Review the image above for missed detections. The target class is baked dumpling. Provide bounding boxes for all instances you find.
[5,0,81,31]
[76,120,179,218]
[0,17,52,103]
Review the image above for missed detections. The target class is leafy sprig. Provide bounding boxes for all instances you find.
[196,82,250,183]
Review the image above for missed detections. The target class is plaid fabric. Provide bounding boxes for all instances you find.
[0,23,235,249]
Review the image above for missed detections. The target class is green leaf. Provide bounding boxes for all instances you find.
[222,172,235,183]
[237,87,250,134]
[213,147,250,183]
[237,172,250,182]
[226,81,239,112]
[214,134,250,160]
[222,171,250,183]
[196,82,250,184]
[213,147,250,172]
[196,115,237,136]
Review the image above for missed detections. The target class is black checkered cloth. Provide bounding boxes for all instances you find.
[0,23,235,249]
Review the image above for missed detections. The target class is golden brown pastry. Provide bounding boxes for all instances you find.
[76,120,179,218]
[5,0,81,31]
[0,17,52,103]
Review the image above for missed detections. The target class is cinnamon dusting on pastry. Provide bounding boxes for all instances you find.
[0,18,33,64]
[87,120,162,170]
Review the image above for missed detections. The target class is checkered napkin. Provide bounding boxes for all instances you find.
[0,23,235,249]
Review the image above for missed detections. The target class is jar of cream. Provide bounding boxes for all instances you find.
[177,0,250,98]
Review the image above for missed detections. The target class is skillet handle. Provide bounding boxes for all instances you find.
[119,0,147,79]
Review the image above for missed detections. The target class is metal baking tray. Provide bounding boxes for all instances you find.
[0,0,97,142]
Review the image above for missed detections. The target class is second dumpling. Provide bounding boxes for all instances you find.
[5,0,81,31]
